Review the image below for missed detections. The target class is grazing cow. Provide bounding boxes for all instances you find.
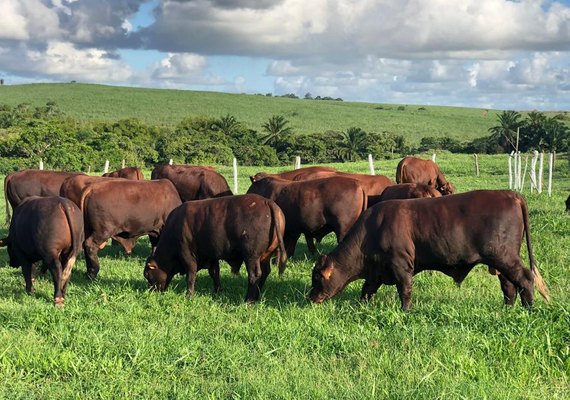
[368,183,441,207]
[151,164,232,201]
[144,194,287,302]
[102,166,144,180]
[247,176,368,257]
[309,190,550,310]
[60,175,137,254]
[4,169,84,224]
[566,194,569,212]
[0,197,84,306]
[250,166,337,183]
[81,179,181,279]
[396,156,455,195]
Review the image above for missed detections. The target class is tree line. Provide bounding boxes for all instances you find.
[0,102,568,173]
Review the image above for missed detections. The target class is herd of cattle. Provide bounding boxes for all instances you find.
[0,157,552,309]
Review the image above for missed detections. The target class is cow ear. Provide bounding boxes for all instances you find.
[322,264,334,280]
[146,261,157,270]
[0,238,7,247]
[249,176,255,183]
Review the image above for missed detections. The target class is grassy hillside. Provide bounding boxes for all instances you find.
[0,155,569,398]
[0,83,500,142]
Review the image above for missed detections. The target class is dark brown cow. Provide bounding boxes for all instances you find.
[309,190,550,310]
[102,166,144,180]
[151,164,232,201]
[59,175,137,254]
[144,194,287,302]
[396,156,454,195]
[4,169,84,224]
[368,183,441,206]
[0,196,84,306]
[80,179,182,279]
[247,176,368,257]
[250,166,337,183]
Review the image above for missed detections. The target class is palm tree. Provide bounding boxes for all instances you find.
[212,114,241,136]
[336,127,368,162]
[542,116,569,152]
[261,115,293,146]
[488,110,524,152]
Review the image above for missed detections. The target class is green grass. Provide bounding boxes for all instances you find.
[0,155,569,398]
[0,83,503,142]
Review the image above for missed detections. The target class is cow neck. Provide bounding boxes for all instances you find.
[329,228,365,278]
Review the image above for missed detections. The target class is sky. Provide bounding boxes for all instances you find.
[0,0,569,110]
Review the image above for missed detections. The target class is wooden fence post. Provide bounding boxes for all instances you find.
[121,159,126,169]
[432,153,436,162]
[538,152,544,193]
[368,154,375,175]
[294,156,301,170]
[169,159,173,165]
[474,154,479,177]
[530,151,538,192]
[104,160,109,173]
[508,152,513,190]
[39,159,44,170]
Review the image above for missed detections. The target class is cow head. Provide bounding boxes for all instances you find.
[0,237,8,247]
[438,181,455,196]
[144,257,169,291]
[309,255,345,303]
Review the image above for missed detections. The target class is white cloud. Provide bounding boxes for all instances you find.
[151,53,225,86]
[0,0,60,41]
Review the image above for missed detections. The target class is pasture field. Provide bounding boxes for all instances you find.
[0,154,569,399]
[0,83,501,142]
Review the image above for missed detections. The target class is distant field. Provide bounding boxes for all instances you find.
[0,155,569,398]
[0,83,503,143]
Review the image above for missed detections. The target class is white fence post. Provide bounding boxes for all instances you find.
[233,157,238,194]
[548,152,553,197]
[517,151,522,191]
[538,152,544,193]
[521,155,528,192]
[508,152,513,190]
[39,159,44,170]
[530,151,538,192]
[432,153,436,162]
[474,154,480,177]
[169,159,173,165]
[104,160,109,173]
[294,156,301,170]
[121,159,126,169]
[368,154,375,175]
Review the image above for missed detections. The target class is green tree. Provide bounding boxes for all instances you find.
[488,110,524,152]
[212,114,242,136]
[335,127,368,162]
[261,115,293,147]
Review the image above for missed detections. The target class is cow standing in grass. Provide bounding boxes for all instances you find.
[396,157,454,196]
[310,190,550,310]
[0,197,84,306]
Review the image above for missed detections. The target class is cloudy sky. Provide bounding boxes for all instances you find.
[1,0,569,110]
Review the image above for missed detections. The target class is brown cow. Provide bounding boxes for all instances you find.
[250,166,337,183]
[309,190,550,310]
[144,194,287,303]
[4,169,84,224]
[396,156,454,195]
[247,176,368,257]
[102,166,144,180]
[0,196,84,306]
[151,164,232,201]
[368,183,441,206]
[59,175,138,254]
[80,179,182,279]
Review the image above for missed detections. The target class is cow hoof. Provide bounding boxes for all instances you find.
[54,297,65,307]
[86,272,98,281]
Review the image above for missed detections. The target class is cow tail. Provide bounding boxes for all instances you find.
[520,196,550,303]
[396,162,405,184]
[269,201,287,275]
[361,186,368,212]
[4,174,12,225]
[60,201,82,290]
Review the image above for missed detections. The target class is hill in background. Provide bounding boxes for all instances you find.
[0,83,501,144]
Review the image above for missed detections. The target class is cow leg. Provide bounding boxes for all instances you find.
[256,259,272,292]
[208,261,222,294]
[284,233,300,258]
[492,259,534,308]
[83,236,102,280]
[360,278,382,301]
[229,260,242,275]
[148,234,159,255]
[498,274,517,306]
[22,262,34,294]
[178,248,198,297]
[48,258,65,307]
[305,234,316,254]
[245,258,263,303]
[392,258,414,311]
